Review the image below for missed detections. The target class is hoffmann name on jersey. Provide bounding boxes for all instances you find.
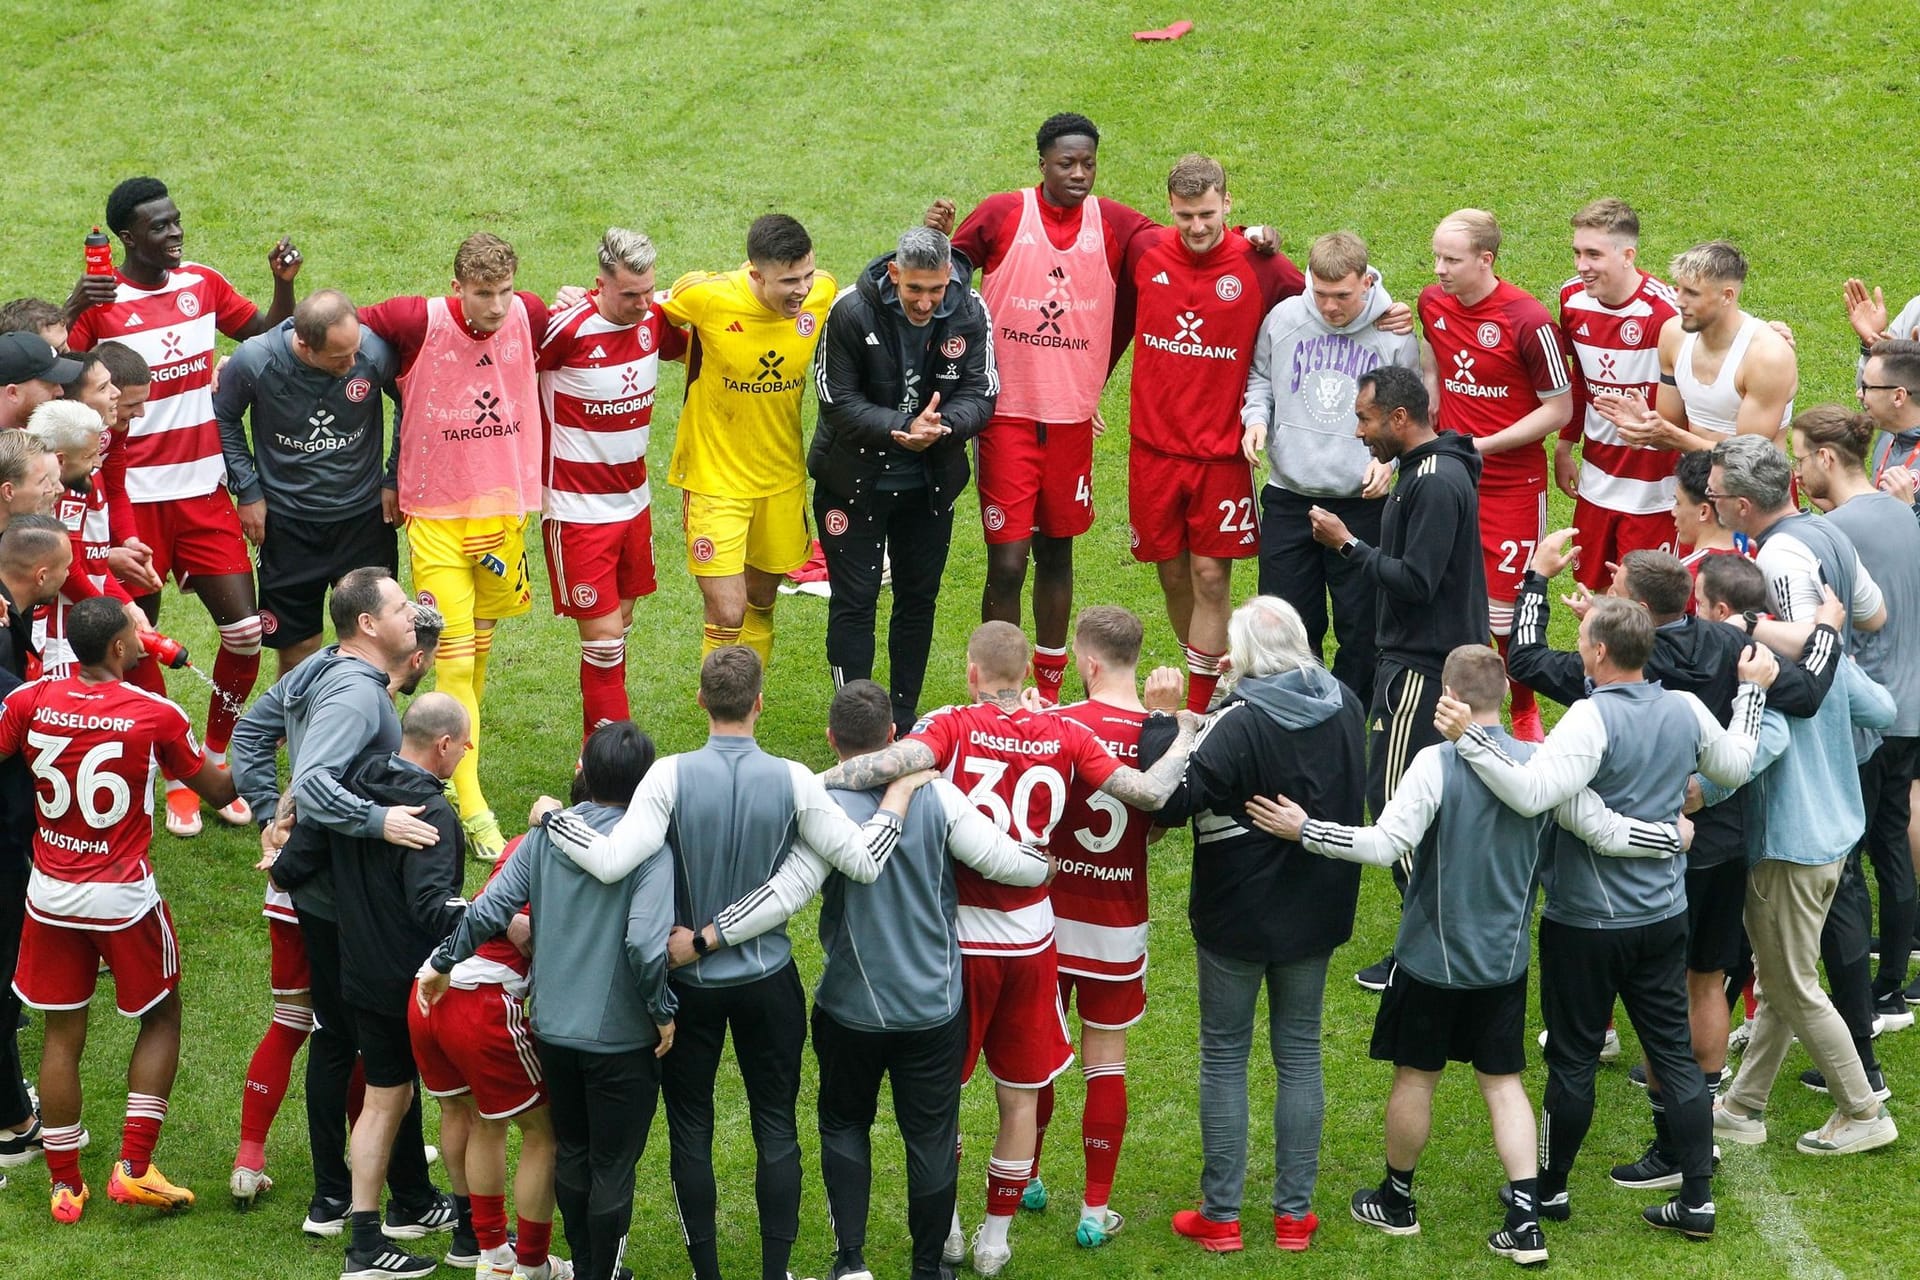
[0,676,202,930]
[908,702,1121,957]
[538,295,689,524]
[1048,701,1165,982]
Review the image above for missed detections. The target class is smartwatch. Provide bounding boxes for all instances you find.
[1338,537,1360,560]
[691,927,714,957]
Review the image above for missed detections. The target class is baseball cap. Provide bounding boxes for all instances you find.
[0,331,83,386]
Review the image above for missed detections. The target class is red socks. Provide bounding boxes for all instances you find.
[985,1155,1030,1219]
[1030,1082,1055,1181]
[1032,647,1069,706]
[471,1192,509,1251]
[237,1004,312,1169]
[1082,1064,1129,1208]
[516,1216,553,1269]
[579,638,628,739]
[121,1092,168,1176]
[208,617,264,753]
[1183,645,1224,713]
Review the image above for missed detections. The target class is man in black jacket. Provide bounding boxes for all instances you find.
[1306,364,1488,989]
[313,693,469,1280]
[809,226,998,734]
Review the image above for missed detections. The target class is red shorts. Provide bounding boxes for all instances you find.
[1058,970,1146,1031]
[408,981,545,1120]
[132,487,252,585]
[1570,497,1676,592]
[13,903,180,1017]
[976,416,1095,544]
[542,511,656,619]
[269,917,311,996]
[1127,448,1257,563]
[961,946,1074,1088]
[1478,486,1549,603]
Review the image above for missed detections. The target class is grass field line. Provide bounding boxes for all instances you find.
[1736,1153,1846,1280]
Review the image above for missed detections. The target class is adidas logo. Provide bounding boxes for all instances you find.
[1576,323,1590,336]
[1016,232,1039,246]
[726,320,745,333]
[476,354,493,367]
[1431,315,1447,331]
[588,344,607,359]
[864,333,880,346]
[1151,272,1170,285]
[123,313,143,328]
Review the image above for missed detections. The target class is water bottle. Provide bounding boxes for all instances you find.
[139,630,190,669]
[85,227,114,277]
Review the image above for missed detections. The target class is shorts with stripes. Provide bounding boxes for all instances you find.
[13,902,180,1017]
[1367,659,1444,825]
[408,980,545,1119]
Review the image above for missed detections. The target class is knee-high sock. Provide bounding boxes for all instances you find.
[1183,644,1224,714]
[702,623,743,657]
[471,627,495,702]
[237,1002,313,1169]
[579,637,628,740]
[1032,646,1069,706]
[121,1092,169,1177]
[741,601,775,666]
[1030,1083,1054,1182]
[1081,1062,1128,1210]
[437,634,487,819]
[209,615,264,753]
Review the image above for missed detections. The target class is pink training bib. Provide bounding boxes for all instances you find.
[397,295,543,519]
[978,189,1116,422]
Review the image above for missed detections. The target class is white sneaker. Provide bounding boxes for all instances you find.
[943,1223,966,1265]
[424,1144,439,1166]
[1877,1005,1916,1034]
[1712,1099,1768,1146]
[1727,1022,1752,1055]
[1798,1104,1898,1155]
[476,1244,514,1280]
[522,1258,573,1280]
[229,1165,273,1207]
[1600,1027,1622,1061]
[969,1223,1012,1277]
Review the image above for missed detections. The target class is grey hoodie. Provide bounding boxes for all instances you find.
[1241,269,1418,498]
[231,645,401,840]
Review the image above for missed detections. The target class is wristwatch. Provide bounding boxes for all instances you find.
[1338,537,1360,559]
[691,926,714,956]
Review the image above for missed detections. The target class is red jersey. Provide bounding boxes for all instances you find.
[1047,701,1163,980]
[38,474,132,678]
[0,675,201,929]
[449,834,532,996]
[909,701,1122,956]
[536,295,688,524]
[1418,280,1571,490]
[1559,273,1680,515]
[68,264,258,503]
[1126,228,1303,461]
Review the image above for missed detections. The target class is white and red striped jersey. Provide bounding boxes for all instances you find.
[0,675,202,930]
[909,701,1120,956]
[37,474,131,678]
[68,265,258,502]
[536,295,688,524]
[1560,274,1681,515]
[1047,701,1164,980]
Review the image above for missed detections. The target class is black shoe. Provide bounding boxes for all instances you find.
[1873,990,1915,1031]
[1627,1063,1649,1089]
[1800,1066,1892,1102]
[444,1226,479,1268]
[1642,1196,1715,1240]
[382,1191,456,1240]
[1355,954,1394,992]
[340,1242,438,1279]
[1500,1183,1569,1222]
[1907,973,1920,1006]
[1610,1141,1681,1190]
[304,1196,351,1238]
[1488,1223,1548,1265]
[0,1115,43,1168]
[1349,1186,1419,1236]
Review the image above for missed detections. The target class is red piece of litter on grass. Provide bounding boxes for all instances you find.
[1134,19,1193,41]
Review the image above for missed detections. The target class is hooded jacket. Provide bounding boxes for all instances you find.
[324,751,466,1012]
[230,645,402,919]
[1241,269,1419,498]
[1506,570,1840,868]
[808,249,998,510]
[1348,432,1488,675]
[1157,664,1366,963]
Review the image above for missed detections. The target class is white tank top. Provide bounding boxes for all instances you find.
[1675,312,1791,437]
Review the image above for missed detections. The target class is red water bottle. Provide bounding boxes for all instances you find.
[85,227,113,277]
[140,630,189,669]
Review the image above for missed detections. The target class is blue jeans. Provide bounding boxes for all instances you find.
[1194,944,1330,1220]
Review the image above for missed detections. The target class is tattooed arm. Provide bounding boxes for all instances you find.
[1094,710,1199,811]
[817,739,940,791]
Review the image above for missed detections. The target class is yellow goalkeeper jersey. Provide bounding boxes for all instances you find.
[661,266,837,498]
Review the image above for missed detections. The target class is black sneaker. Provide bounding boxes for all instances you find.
[382,1191,456,1240]
[1800,1066,1892,1102]
[444,1224,480,1267]
[1642,1196,1714,1240]
[1500,1183,1569,1222]
[1488,1223,1548,1265]
[1907,973,1920,1006]
[340,1242,438,1279]
[1873,991,1915,1032]
[304,1196,351,1238]
[1349,1186,1419,1236]
[1355,954,1394,992]
[1627,1063,1648,1089]
[1610,1142,1681,1190]
[0,1116,43,1168]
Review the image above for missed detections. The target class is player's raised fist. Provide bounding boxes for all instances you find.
[269,236,302,282]
[925,198,957,235]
